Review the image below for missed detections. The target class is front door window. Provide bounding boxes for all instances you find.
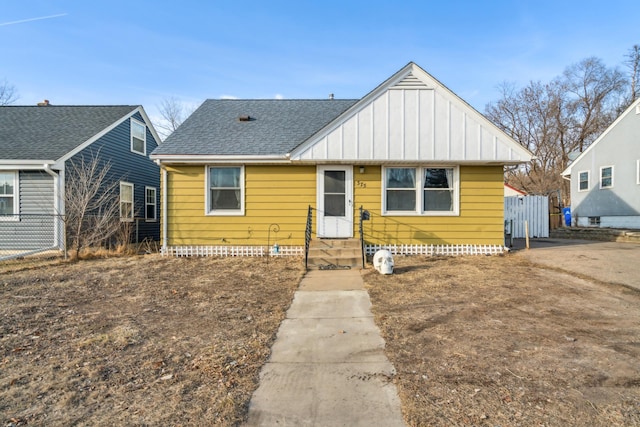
[324,170,346,217]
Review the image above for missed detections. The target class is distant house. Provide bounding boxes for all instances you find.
[504,183,526,197]
[562,98,640,229]
[150,62,533,257]
[0,104,161,258]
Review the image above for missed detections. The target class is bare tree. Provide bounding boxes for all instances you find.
[486,57,626,202]
[155,97,194,140]
[562,57,626,152]
[624,44,640,104]
[0,79,18,105]
[64,152,123,260]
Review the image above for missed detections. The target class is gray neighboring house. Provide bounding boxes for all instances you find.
[562,97,640,229]
[0,104,162,259]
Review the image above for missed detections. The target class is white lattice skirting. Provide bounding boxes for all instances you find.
[365,244,508,256]
[162,244,507,257]
[162,245,304,257]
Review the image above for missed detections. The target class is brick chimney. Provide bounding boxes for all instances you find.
[37,99,50,106]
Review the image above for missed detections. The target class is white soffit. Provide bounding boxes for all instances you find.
[291,63,532,164]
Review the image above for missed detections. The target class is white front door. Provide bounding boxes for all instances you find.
[317,165,353,238]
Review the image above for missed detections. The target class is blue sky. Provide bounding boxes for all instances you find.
[2,1,639,125]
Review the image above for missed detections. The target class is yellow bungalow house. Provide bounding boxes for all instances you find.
[150,62,532,260]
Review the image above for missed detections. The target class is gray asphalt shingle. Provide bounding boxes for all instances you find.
[0,105,138,161]
[151,99,358,156]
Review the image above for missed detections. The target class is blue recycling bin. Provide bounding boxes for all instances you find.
[562,207,571,226]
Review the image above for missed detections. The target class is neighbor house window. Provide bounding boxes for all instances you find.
[207,166,244,215]
[0,171,18,219]
[383,166,458,215]
[120,181,134,221]
[600,166,613,189]
[145,187,157,221]
[131,119,146,155]
[578,171,589,192]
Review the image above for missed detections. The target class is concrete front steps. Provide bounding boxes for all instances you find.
[307,238,364,270]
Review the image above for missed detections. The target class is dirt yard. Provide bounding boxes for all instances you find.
[0,255,304,426]
[2,252,639,426]
[364,253,640,426]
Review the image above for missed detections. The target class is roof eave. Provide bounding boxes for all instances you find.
[0,160,57,170]
[150,154,291,165]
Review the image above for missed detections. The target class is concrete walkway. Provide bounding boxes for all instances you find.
[244,269,405,426]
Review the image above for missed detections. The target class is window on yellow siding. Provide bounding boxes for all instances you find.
[423,168,454,211]
[207,166,244,215]
[383,166,458,215]
[385,168,416,211]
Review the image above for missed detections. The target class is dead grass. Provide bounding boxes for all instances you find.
[0,255,304,426]
[364,253,640,426]
[2,252,640,426]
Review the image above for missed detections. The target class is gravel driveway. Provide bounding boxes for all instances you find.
[513,238,640,291]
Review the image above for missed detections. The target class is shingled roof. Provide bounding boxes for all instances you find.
[151,99,358,156]
[0,105,139,161]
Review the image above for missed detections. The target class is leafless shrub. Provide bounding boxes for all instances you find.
[64,152,121,260]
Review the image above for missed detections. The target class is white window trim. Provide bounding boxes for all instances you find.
[145,186,157,222]
[599,165,614,189]
[381,165,460,216]
[578,170,590,192]
[205,165,245,216]
[0,171,19,221]
[130,118,147,155]
[637,160,640,185]
[120,181,134,222]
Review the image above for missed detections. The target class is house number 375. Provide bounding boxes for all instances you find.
[356,181,367,188]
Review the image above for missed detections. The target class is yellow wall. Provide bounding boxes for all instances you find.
[165,165,316,246]
[163,164,505,246]
[354,165,505,245]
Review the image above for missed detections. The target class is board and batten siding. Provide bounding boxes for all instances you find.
[0,171,56,250]
[164,164,505,247]
[355,165,505,245]
[67,111,161,241]
[165,165,316,246]
[293,81,529,165]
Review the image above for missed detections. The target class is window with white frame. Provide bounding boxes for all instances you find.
[0,171,18,218]
[383,166,458,215]
[600,166,613,189]
[637,160,640,185]
[385,168,416,211]
[578,171,589,191]
[423,168,455,211]
[131,119,146,155]
[207,166,244,215]
[145,186,157,221]
[120,181,134,221]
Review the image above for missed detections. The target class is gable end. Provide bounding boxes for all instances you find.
[390,72,432,90]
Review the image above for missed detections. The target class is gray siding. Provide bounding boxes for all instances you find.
[0,171,57,250]
[570,106,640,227]
[21,170,55,214]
